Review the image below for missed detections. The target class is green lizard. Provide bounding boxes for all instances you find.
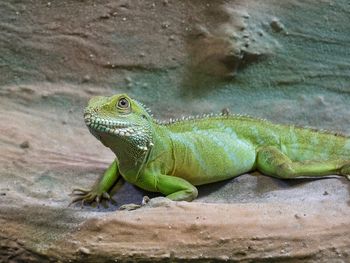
[71,93,350,206]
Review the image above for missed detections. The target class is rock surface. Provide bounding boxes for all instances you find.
[1,0,350,262]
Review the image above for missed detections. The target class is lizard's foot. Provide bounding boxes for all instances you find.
[119,196,173,211]
[118,196,150,211]
[69,187,115,208]
[119,203,141,211]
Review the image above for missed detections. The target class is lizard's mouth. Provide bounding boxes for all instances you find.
[84,112,134,137]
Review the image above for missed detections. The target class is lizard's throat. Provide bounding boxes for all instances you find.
[84,113,153,160]
[99,132,152,157]
[98,132,153,177]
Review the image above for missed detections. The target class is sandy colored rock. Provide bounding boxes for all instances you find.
[1,0,350,262]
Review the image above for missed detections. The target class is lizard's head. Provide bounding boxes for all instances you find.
[83,93,153,153]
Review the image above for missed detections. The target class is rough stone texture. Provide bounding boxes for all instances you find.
[1,0,350,262]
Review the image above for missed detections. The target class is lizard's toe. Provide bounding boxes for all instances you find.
[68,196,83,207]
[102,192,111,200]
[71,188,90,195]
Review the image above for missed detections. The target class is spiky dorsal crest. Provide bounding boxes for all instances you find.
[134,99,154,117]
[153,110,264,126]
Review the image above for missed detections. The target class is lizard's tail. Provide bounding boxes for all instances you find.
[340,164,350,180]
[339,139,350,180]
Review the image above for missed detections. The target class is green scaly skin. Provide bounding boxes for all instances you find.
[71,93,350,207]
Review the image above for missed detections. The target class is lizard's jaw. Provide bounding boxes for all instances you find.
[84,112,134,137]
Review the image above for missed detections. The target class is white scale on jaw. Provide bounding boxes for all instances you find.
[85,115,136,135]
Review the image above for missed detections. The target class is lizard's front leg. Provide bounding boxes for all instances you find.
[139,172,198,201]
[70,159,123,207]
[119,172,198,210]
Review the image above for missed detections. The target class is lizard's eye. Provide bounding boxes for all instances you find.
[117,98,129,109]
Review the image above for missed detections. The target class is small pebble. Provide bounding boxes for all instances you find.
[221,108,230,115]
[100,14,110,19]
[270,18,285,32]
[82,75,91,83]
[78,247,91,255]
[119,2,129,8]
[219,255,229,260]
[242,13,250,19]
[20,141,30,149]
[125,76,132,83]
[161,22,170,29]
[142,196,150,205]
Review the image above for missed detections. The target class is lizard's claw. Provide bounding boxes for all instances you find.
[71,188,90,195]
[69,188,115,208]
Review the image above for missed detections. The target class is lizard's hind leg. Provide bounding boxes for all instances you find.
[256,146,349,179]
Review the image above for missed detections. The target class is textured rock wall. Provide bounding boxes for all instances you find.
[1,0,350,262]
